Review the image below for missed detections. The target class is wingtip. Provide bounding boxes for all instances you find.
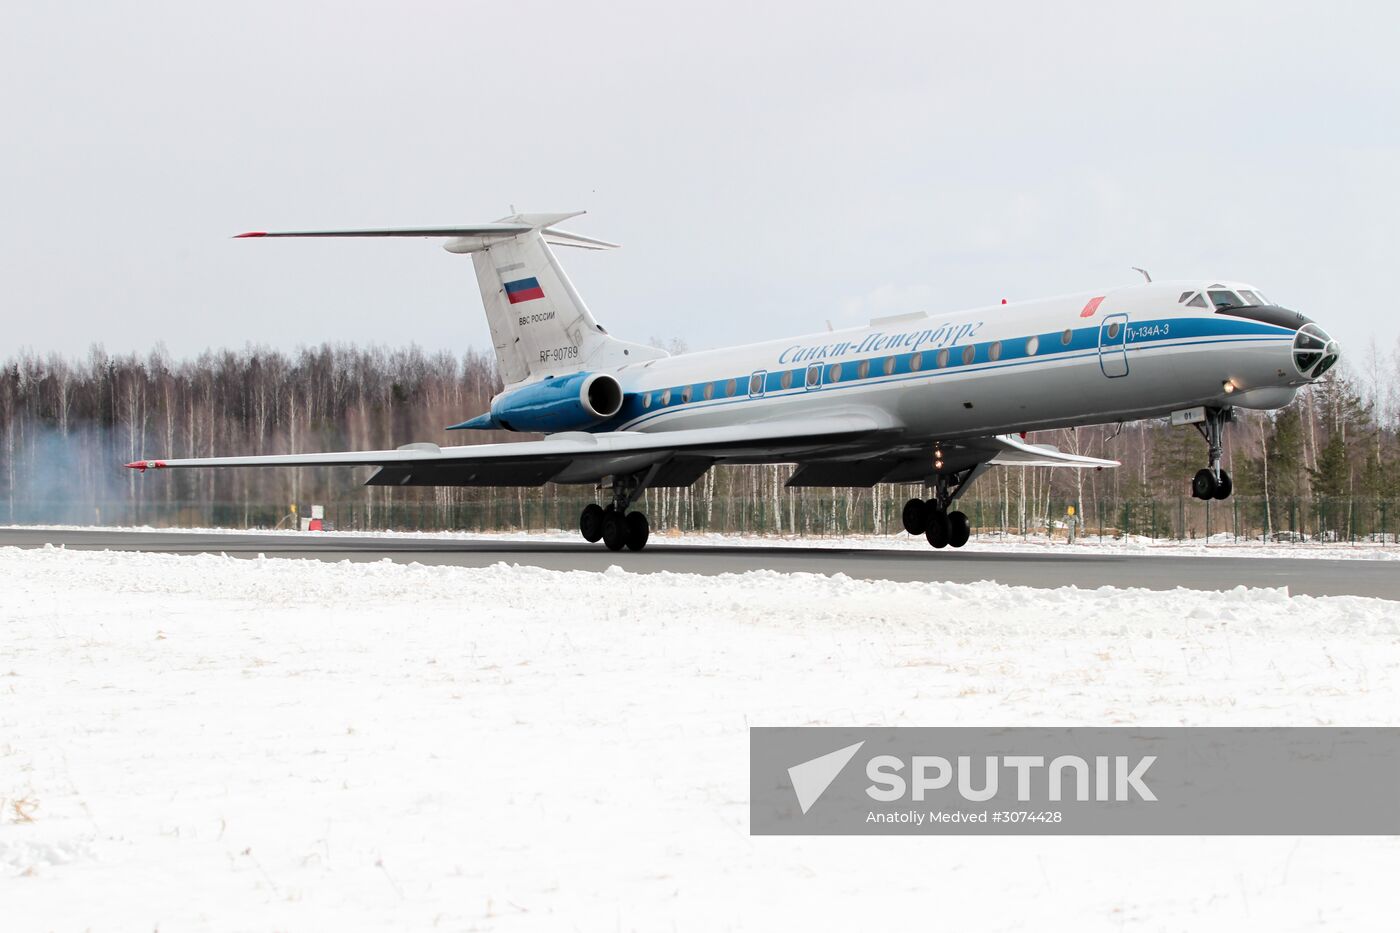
[125,460,166,472]
[233,231,267,238]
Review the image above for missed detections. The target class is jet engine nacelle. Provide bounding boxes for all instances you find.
[490,372,624,433]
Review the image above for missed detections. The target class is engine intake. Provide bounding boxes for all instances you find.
[489,372,625,433]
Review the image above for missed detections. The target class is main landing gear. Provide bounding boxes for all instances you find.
[1191,406,1234,501]
[579,472,651,551]
[902,474,971,550]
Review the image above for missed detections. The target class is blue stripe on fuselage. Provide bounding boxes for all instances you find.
[596,315,1291,432]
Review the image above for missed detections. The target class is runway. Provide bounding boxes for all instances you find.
[2,527,1397,598]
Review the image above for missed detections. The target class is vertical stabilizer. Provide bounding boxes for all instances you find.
[233,212,667,390]
[448,214,666,387]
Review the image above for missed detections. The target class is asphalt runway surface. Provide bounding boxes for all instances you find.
[3,527,1397,599]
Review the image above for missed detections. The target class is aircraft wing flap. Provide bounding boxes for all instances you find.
[984,433,1119,468]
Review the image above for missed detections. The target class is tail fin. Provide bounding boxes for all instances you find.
[456,213,665,386]
[235,211,667,388]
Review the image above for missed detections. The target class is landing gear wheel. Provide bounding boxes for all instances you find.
[601,511,628,551]
[902,498,928,536]
[580,503,605,543]
[1191,468,1218,501]
[925,507,951,549]
[947,510,970,548]
[625,511,650,551]
[1212,469,1233,500]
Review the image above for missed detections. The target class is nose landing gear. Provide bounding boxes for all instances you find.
[579,472,653,551]
[1191,406,1234,501]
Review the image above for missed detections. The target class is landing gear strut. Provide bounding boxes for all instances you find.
[902,468,978,550]
[1191,407,1234,501]
[579,471,652,551]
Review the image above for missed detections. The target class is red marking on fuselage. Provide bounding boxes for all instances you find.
[1080,295,1105,317]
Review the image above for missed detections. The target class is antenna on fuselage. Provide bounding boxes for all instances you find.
[1132,267,1152,283]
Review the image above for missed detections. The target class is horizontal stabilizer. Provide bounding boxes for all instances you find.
[235,223,533,239]
[233,211,618,251]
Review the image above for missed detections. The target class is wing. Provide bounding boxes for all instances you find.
[981,433,1119,468]
[126,414,897,488]
[784,433,1118,487]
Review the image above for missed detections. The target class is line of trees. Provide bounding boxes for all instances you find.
[1,342,1396,540]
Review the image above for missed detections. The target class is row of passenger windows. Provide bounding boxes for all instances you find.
[637,330,1078,410]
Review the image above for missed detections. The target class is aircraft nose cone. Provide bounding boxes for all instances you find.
[1291,323,1340,379]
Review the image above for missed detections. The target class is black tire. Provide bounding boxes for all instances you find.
[947,510,970,548]
[601,511,628,551]
[1191,468,1217,501]
[901,498,928,535]
[925,507,950,549]
[1213,469,1233,500]
[580,503,605,542]
[625,511,650,551]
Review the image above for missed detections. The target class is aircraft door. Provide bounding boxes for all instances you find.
[1098,313,1129,378]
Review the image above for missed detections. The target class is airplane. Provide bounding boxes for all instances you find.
[126,211,1340,552]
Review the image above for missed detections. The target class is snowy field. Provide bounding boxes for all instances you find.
[3,546,1400,930]
[12,522,1400,560]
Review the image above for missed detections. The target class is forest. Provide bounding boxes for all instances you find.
[1,341,1396,542]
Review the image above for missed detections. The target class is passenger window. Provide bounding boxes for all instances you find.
[806,363,821,388]
[749,373,764,396]
[661,389,672,405]
[1026,335,1039,356]
[780,370,793,389]
[1061,328,1073,345]
[828,363,842,383]
[1186,294,1208,308]
[643,393,652,409]
[1107,321,1121,340]
[882,356,895,376]
[936,348,949,368]
[910,353,923,372]
[703,382,714,400]
[681,386,692,403]
[856,359,869,379]
[725,378,737,397]
[989,341,1002,362]
[962,344,975,364]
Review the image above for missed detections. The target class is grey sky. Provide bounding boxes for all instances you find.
[3,1,1397,366]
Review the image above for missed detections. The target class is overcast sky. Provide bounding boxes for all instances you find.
[3,1,1396,367]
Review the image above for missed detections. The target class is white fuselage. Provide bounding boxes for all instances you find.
[592,280,1319,443]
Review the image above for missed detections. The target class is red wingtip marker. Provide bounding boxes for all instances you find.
[234,231,267,238]
[125,460,166,471]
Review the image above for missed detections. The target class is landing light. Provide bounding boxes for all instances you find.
[1223,380,1236,394]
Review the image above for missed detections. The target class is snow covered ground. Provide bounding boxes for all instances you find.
[12,522,1400,560]
[3,546,1399,930]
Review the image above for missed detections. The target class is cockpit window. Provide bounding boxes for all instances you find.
[1186,293,1208,308]
[1237,289,1263,305]
[1179,291,1194,303]
[1208,290,1243,310]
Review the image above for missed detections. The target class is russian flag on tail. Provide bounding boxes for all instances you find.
[504,276,545,304]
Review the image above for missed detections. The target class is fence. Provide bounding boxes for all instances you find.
[11,490,1399,545]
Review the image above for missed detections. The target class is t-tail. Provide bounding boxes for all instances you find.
[235,212,666,411]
